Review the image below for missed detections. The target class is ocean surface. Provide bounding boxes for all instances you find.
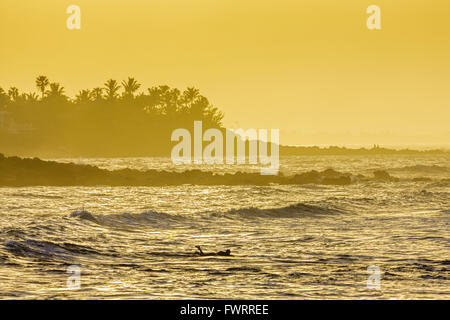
[0,155,449,299]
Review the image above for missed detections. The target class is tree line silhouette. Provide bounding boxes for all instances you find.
[1,76,446,158]
[0,76,224,157]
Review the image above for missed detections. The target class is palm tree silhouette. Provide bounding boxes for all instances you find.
[161,87,180,116]
[8,87,19,101]
[46,83,65,98]
[90,87,104,101]
[0,77,227,156]
[121,77,141,99]
[182,87,200,104]
[35,76,49,100]
[75,89,91,104]
[180,87,200,113]
[0,87,6,105]
[104,79,121,101]
[25,93,39,103]
[190,96,210,119]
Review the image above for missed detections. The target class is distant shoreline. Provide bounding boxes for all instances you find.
[2,145,448,159]
[1,153,449,187]
[279,145,450,156]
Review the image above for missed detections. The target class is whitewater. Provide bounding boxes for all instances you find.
[0,155,449,299]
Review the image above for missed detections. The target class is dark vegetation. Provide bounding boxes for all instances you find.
[0,76,448,157]
[0,76,223,157]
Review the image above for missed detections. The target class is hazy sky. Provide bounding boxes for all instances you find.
[1,0,449,146]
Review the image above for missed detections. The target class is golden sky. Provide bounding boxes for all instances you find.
[1,0,449,146]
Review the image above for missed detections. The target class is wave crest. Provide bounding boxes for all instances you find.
[4,239,101,260]
[71,210,184,228]
[212,203,344,219]
[390,165,449,174]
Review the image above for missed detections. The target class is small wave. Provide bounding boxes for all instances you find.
[411,177,434,182]
[71,210,185,228]
[4,240,101,260]
[226,266,262,272]
[422,181,450,190]
[288,272,313,278]
[389,165,449,174]
[70,210,98,223]
[0,253,9,264]
[1,227,33,239]
[10,192,63,200]
[212,203,344,219]
[71,203,343,230]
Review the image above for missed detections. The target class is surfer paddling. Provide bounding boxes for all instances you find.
[194,246,231,257]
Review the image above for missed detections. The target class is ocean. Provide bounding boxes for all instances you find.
[0,155,449,299]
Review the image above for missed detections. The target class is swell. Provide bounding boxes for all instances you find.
[71,202,345,230]
[389,165,449,174]
[70,210,186,229]
[212,203,345,219]
[4,239,103,261]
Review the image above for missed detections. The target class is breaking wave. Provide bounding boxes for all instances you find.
[4,239,102,260]
[211,203,345,219]
[389,165,450,174]
[70,202,345,230]
[70,210,185,228]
